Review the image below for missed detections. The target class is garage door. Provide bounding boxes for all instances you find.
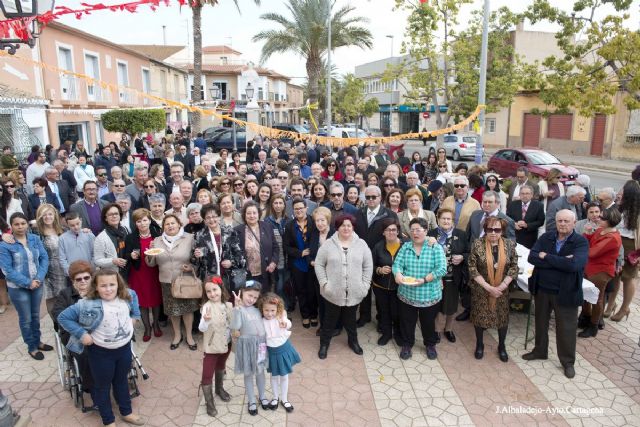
[523,113,541,147]
[590,114,606,156]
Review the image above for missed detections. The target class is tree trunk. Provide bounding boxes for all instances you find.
[306,55,321,134]
[191,4,203,135]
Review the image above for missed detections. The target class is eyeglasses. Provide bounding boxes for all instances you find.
[97,173,107,177]
[113,184,125,188]
[291,168,299,171]
[144,185,155,189]
[365,195,378,200]
[204,215,219,220]
[330,193,343,197]
[106,212,120,217]
[221,182,231,185]
[4,184,15,188]
[454,184,467,188]
[438,150,445,154]
[74,275,91,282]
[486,227,502,234]
[234,182,244,187]
[278,176,288,179]
[383,184,395,188]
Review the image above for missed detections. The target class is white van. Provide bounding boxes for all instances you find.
[330,127,369,138]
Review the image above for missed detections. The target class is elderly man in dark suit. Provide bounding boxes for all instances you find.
[456,190,516,321]
[174,145,194,177]
[354,185,399,327]
[506,184,545,248]
[45,166,75,214]
[524,209,588,379]
[68,180,108,235]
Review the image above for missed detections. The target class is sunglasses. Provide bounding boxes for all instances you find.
[221,182,231,185]
[384,184,395,187]
[330,193,343,197]
[365,195,378,200]
[113,184,125,188]
[227,172,236,176]
[454,184,467,188]
[486,227,502,234]
[234,182,244,187]
[486,179,496,182]
[74,275,92,282]
[144,185,155,189]
[4,184,15,188]
[438,165,447,169]
[278,176,288,179]
[97,173,107,177]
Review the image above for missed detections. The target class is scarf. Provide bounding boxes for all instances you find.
[162,228,184,251]
[104,225,127,257]
[485,238,507,312]
[436,227,452,247]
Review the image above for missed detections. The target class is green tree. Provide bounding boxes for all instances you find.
[189,0,260,134]
[253,0,373,133]
[523,0,638,115]
[389,0,525,129]
[334,73,379,127]
[101,109,166,138]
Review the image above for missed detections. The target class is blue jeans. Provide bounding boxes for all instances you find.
[8,285,43,353]
[87,342,132,425]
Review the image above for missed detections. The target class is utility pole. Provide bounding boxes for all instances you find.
[326,0,332,137]
[475,0,489,165]
[386,35,394,137]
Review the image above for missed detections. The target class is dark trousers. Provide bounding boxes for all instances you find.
[321,300,357,346]
[291,266,318,320]
[372,286,400,339]
[398,300,440,347]
[71,350,94,393]
[460,281,471,310]
[87,342,132,425]
[581,272,612,326]
[358,288,373,322]
[201,345,231,385]
[533,291,578,367]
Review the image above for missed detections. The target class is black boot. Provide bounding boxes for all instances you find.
[577,314,591,329]
[318,344,329,359]
[214,370,231,402]
[456,309,470,322]
[578,324,598,338]
[474,326,484,359]
[201,384,217,417]
[497,326,508,362]
[348,338,363,355]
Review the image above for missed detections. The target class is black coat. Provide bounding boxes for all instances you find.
[528,230,589,307]
[283,215,317,270]
[192,226,246,281]
[354,205,399,249]
[123,228,161,278]
[234,221,279,275]
[371,238,409,291]
[51,286,81,345]
[28,192,60,213]
[506,199,545,249]
[427,228,470,289]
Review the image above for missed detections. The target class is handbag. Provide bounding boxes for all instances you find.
[171,270,203,299]
[626,249,640,266]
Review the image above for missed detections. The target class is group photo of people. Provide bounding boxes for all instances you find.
[0,130,636,423]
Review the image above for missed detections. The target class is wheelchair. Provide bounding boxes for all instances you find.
[54,330,149,412]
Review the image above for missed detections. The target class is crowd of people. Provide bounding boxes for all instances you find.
[0,130,638,422]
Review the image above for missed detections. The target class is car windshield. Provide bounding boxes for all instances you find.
[346,129,368,138]
[290,125,309,134]
[526,151,562,165]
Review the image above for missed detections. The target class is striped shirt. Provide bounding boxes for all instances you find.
[392,241,447,307]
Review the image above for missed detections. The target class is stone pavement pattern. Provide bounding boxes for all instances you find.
[1,292,640,426]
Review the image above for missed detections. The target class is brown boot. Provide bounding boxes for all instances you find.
[201,384,217,417]
[214,370,231,402]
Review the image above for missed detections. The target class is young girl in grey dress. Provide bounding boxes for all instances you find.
[231,280,268,416]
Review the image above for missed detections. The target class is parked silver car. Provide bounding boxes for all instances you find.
[429,134,484,160]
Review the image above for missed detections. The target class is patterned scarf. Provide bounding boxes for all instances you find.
[485,238,507,312]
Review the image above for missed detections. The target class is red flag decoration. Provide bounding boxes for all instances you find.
[1,0,172,41]
[420,0,428,3]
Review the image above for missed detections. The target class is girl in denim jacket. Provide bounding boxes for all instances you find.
[58,269,144,427]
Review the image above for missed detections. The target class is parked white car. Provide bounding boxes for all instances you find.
[429,133,484,160]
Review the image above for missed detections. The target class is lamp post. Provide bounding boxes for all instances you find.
[325,0,332,137]
[386,34,395,137]
[475,0,489,165]
[0,0,56,54]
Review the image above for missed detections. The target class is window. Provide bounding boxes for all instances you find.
[84,53,100,101]
[117,61,129,103]
[547,114,573,140]
[486,118,496,134]
[213,81,227,100]
[173,74,179,100]
[159,69,167,98]
[258,87,264,101]
[495,150,513,160]
[142,68,151,105]
[220,56,228,65]
[58,46,76,100]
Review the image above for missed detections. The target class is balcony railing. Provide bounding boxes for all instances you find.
[60,76,80,102]
[87,83,112,104]
[119,90,137,105]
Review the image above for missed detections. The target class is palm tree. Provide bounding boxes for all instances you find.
[189,0,260,134]
[253,0,372,133]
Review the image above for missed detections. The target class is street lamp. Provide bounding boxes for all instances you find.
[245,82,255,101]
[386,34,394,58]
[208,83,220,101]
[0,0,56,54]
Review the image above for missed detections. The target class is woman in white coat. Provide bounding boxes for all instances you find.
[73,155,96,194]
[93,203,129,271]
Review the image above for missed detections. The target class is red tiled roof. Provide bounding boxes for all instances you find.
[202,45,242,55]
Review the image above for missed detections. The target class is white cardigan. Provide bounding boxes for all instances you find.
[93,230,118,269]
[74,165,96,192]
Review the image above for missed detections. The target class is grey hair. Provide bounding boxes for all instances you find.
[556,208,576,221]
[406,171,419,178]
[329,181,344,193]
[599,187,616,200]
[365,185,382,196]
[482,190,500,201]
[520,184,534,193]
[453,175,469,186]
[186,203,202,215]
[566,185,586,198]
[148,193,166,205]
[170,161,185,170]
[45,167,57,174]
[52,160,64,168]
[115,193,131,202]
[575,174,590,187]
[111,165,123,173]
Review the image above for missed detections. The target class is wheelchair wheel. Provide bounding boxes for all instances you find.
[54,333,68,390]
[128,365,140,398]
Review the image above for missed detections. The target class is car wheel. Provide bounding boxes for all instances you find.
[452,150,461,161]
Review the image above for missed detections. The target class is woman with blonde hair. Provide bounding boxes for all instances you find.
[34,204,67,314]
[193,165,210,192]
[538,168,564,211]
[197,189,215,206]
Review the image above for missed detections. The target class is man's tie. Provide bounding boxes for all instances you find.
[368,210,376,226]
[522,203,528,220]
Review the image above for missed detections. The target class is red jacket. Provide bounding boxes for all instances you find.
[471,187,485,203]
[584,228,622,278]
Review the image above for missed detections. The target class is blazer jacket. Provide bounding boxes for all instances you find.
[283,215,317,269]
[47,179,75,212]
[69,199,108,232]
[145,232,195,284]
[354,205,399,249]
[466,210,516,244]
[234,221,279,274]
[440,196,481,231]
[506,199,545,249]
[398,209,438,239]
